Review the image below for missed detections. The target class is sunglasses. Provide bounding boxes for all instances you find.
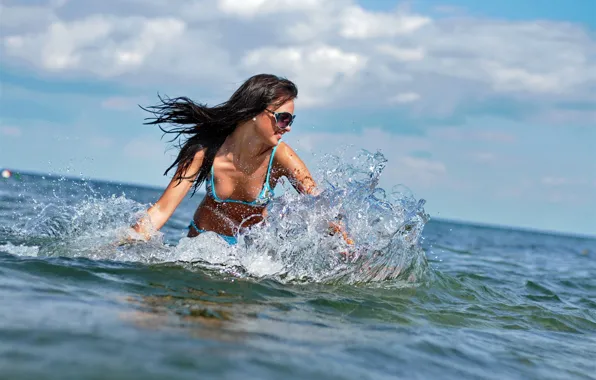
[266,109,295,129]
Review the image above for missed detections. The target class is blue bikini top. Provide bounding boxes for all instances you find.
[205,143,279,207]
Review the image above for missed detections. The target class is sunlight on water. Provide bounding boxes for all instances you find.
[3,149,431,285]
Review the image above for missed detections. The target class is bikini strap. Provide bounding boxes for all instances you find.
[265,142,281,184]
[209,142,280,204]
[209,164,224,202]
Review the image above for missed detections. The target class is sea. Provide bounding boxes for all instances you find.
[1,152,595,380]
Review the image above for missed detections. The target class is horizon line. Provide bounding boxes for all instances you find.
[3,167,595,241]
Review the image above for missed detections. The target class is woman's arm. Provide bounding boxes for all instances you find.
[132,150,205,239]
[274,142,354,246]
[274,142,320,195]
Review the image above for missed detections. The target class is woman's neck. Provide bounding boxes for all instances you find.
[221,122,270,167]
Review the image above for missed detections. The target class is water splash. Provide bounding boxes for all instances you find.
[171,148,431,285]
[1,175,167,262]
[1,149,431,285]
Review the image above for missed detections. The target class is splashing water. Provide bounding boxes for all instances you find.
[2,149,431,285]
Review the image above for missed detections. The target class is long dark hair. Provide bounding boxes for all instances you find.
[141,73,298,196]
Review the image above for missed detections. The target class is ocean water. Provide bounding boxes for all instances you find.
[1,153,595,380]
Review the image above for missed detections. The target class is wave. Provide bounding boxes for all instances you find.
[1,148,431,286]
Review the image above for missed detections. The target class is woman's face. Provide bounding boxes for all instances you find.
[254,99,295,146]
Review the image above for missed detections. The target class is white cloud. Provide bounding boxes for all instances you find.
[0,4,58,30]
[397,156,447,186]
[486,64,560,93]
[217,0,324,18]
[416,20,596,96]
[0,0,595,121]
[390,92,421,104]
[242,45,368,106]
[339,6,431,39]
[377,44,425,62]
[4,15,187,74]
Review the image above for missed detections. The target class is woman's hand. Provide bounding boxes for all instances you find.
[328,221,355,245]
[327,219,360,260]
[273,142,357,256]
[114,226,150,247]
[123,149,204,246]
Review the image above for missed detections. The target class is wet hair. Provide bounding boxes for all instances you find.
[141,73,298,196]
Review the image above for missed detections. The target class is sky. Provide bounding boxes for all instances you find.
[0,0,595,237]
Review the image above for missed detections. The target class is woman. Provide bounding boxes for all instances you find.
[130,73,352,246]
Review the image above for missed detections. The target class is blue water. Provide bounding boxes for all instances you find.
[1,157,595,379]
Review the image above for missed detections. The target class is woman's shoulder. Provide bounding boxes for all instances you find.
[273,141,299,163]
[275,141,298,156]
[272,141,318,194]
[272,141,310,172]
[193,148,206,161]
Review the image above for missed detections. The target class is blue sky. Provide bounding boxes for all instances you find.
[362,0,596,26]
[1,0,595,237]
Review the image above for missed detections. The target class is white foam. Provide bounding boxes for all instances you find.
[5,149,431,285]
[0,243,40,257]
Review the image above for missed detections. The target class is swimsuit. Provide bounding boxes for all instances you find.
[188,220,239,245]
[188,143,280,245]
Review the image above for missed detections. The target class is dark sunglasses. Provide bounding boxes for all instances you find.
[266,109,295,129]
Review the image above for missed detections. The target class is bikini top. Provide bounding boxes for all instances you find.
[205,143,279,207]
